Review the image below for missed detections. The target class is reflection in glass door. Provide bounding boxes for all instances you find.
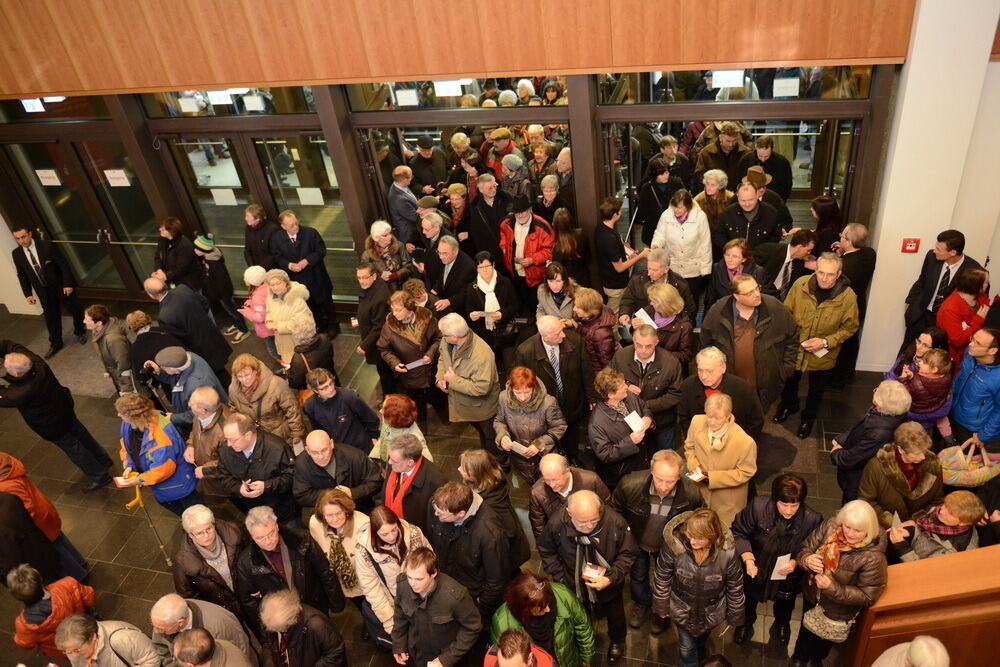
[4,142,125,289]
[252,136,355,297]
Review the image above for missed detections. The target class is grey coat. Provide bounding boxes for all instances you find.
[535,285,576,321]
[152,598,255,667]
[896,523,978,562]
[651,510,746,636]
[700,294,799,409]
[93,317,133,394]
[494,382,567,484]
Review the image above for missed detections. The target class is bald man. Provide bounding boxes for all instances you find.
[536,489,637,664]
[529,453,610,537]
[292,430,382,511]
[150,594,255,667]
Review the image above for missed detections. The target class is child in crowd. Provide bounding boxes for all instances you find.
[9,564,96,658]
[899,348,954,444]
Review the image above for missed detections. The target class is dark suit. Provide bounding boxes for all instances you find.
[270,226,335,331]
[374,458,449,533]
[902,251,982,349]
[12,239,84,348]
[157,285,232,373]
[432,251,476,315]
[387,183,419,245]
[514,331,599,460]
[756,241,811,299]
[834,246,878,383]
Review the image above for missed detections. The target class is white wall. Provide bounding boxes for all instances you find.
[0,211,43,316]
[857,0,1000,371]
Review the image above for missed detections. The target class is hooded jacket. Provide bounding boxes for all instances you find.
[353,519,429,631]
[228,365,306,445]
[119,415,198,503]
[14,576,96,657]
[0,453,60,540]
[951,350,1000,444]
[784,274,860,371]
[651,510,745,635]
[494,381,567,484]
[858,444,943,529]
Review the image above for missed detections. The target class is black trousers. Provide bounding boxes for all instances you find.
[780,369,833,420]
[470,418,508,470]
[39,287,84,348]
[510,274,536,318]
[590,588,628,643]
[832,332,861,384]
[791,600,836,662]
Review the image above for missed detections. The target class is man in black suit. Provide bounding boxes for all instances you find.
[376,434,448,533]
[514,316,600,463]
[11,226,86,358]
[144,278,232,386]
[413,211,455,288]
[902,229,981,352]
[429,235,475,316]
[832,222,877,386]
[678,346,764,441]
[387,165,419,246]
[270,211,337,334]
[355,261,395,394]
[757,229,816,300]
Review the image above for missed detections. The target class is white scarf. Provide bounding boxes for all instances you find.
[477,270,501,331]
[707,418,731,450]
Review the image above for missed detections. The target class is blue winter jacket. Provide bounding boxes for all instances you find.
[951,351,1000,443]
[119,415,198,502]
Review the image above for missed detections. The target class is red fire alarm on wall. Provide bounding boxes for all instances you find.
[901,238,920,253]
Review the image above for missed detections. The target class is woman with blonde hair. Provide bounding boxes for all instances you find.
[572,287,617,373]
[635,282,694,368]
[791,499,887,665]
[652,507,744,667]
[457,449,530,569]
[263,268,313,367]
[228,353,306,446]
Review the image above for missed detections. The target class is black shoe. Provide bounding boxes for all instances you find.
[76,333,89,345]
[788,660,809,667]
[628,604,649,629]
[775,622,791,643]
[83,476,113,493]
[607,643,625,664]
[772,406,795,424]
[650,614,670,635]
[734,623,752,645]
[44,345,64,359]
[797,419,815,439]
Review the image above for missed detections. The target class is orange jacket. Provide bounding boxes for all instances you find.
[0,453,61,540]
[14,576,96,657]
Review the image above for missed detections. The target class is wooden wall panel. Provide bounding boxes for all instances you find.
[992,18,1000,60]
[0,0,937,98]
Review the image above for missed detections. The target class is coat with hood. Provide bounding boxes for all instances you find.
[498,214,554,287]
[93,317,133,394]
[378,306,441,390]
[858,444,943,529]
[172,518,245,618]
[490,581,596,667]
[436,331,500,423]
[119,415,198,503]
[536,505,638,605]
[494,381,568,484]
[228,365,306,445]
[0,453,61,540]
[265,280,313,362]
[360,236,414,287]
[576,305,618,373]
[893,519,980,562]
[238,283,272,339]
[529,467,610,538]
[951,349,1000,445]
[425,492,513,621]
[197,248,235,301]
[14,576,96,657]
[700,293,799,409]
[797,517,888,621]
[731,496,823,603]
[588,392,653,489]
[353,518,429,632]
[650,202,712,280]
[830,410,908,503]
[683,415,757,527]
[651,510,746,636]
[784,274,860,371]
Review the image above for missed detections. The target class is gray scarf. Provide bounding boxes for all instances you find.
[573,526,612,604]
[195,537,233,590]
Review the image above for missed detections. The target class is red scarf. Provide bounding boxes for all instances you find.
[894,449,920,491]
[385,456,423,520]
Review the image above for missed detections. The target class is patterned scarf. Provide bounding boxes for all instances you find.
[377,245,400,273]
[326,526,358,589]
[894,449,920,490]
[915,505,971,536]
[814,526,858,575]
[239,371,262,401]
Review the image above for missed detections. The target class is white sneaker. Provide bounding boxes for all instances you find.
[222,326,239,336]
[232,331,251,343]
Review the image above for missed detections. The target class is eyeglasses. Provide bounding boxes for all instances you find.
[190,526,215,539]
[62,637,95,656]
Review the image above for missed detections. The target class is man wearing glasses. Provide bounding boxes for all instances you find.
[701,273,799,413]
[55,613,158,666]
[951,327,1000,452]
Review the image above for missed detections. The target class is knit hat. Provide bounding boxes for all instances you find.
[155,346,188,369]
[490,127,512,141]
[416,196,439,209]
[244,266,267,286]
[193,235,215,252]
[501,153,523,170]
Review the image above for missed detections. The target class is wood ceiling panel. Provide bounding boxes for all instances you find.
[0,0,82,93]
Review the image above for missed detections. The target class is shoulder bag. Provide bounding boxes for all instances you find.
[296,353,315,408]
[802,604,858,643]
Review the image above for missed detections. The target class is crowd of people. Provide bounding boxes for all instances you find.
[5,118,997,667]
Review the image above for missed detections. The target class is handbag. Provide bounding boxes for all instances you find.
[938,438,1000,488]
[296,353,315,408]
[802,604,857,643]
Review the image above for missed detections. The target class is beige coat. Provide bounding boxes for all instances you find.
[436,332,500,422]
[684,415,757,526]
[188,405,235,496]
[266,281,313,362]
[308,511,369,599]
[353,518,429,632]
[229,365,306,444]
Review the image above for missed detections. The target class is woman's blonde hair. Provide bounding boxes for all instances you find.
[835,499,879,547]
[231,353,264,376]
[594,367,626,401]
[872,380,912,416]
[573,287,604,319]
[647,283,684,317]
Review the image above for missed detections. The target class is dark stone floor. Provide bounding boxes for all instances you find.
[0,305,880,666]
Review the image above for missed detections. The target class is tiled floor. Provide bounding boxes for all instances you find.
[0,305,880,666]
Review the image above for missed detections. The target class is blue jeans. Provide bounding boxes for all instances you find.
[630,549,654,608]
[53,532,88,582]
[50,417,114,484]
[263,336,281,361]
[676,626,708,667]
[650,427,676,453]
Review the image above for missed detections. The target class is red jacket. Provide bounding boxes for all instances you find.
[936,291,988,363]
[498,215,554,287]
[0,453,60,541]
[483,643,555,667]
[14,576,96,657]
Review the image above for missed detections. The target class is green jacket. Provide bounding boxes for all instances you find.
[784,274,859,371]
[490,582,595,667]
